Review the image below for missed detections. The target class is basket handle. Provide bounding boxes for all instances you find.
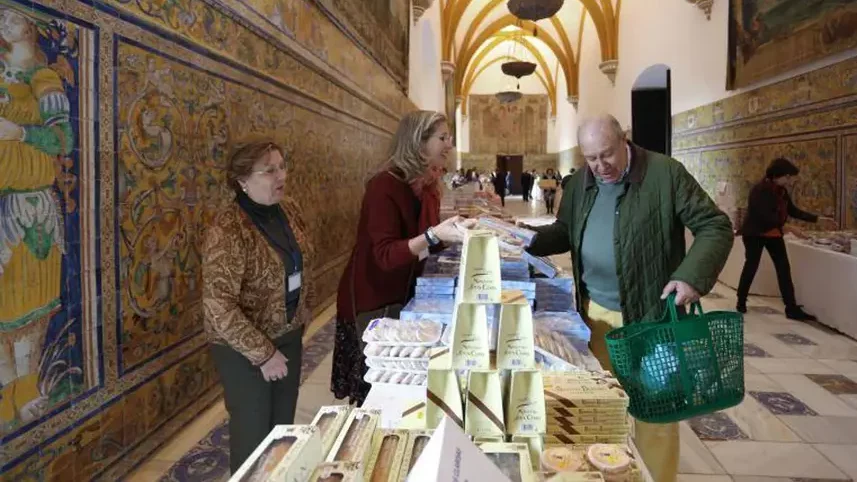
[666,293,705,322]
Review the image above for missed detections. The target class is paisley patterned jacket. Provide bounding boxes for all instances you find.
[202,196,314,365]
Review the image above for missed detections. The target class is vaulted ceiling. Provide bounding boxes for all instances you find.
[437,0,621,115]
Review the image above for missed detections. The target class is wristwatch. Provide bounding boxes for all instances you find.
[425,228,441,247]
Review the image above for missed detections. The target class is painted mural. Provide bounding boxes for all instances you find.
[728,0,857,89]
[469,94,549,155]
[0,0,409,478]
[0,0,95,436]
[674,54,857,230]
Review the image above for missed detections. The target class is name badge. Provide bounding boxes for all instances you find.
[419,249,429,261]
[289,272,302,292]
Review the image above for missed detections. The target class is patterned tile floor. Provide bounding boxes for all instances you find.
[126,199,857,482]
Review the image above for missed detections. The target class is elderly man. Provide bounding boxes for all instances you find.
[527,114,733,482]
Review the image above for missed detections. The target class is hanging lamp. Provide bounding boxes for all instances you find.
[507,0,564,21]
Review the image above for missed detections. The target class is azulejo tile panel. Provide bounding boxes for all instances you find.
[1,0,407,478]
[673,57,857,230]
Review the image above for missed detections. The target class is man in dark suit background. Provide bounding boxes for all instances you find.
[521,170,532,201]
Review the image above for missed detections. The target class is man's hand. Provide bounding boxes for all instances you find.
[661,280,700,306]
[260,350,288,382]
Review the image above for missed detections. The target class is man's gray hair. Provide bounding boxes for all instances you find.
[577,114,625,145]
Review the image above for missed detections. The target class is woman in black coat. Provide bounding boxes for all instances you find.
[736,158,834,321]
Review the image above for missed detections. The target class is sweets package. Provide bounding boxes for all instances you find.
[364,344,433,359]
[397,430,434,482]
[523,252,561,278]
[311,405,353,459]
[362,319,442,345]
[311,462,363,482]
[230,425,322,482]
[399,297,455,325]
[544,434,629,445]
[534,326,593,370]
[479,442,534,482]
[457,230,502,303]
[366,358,430,371]
[465,370,506,438]
[497,296,536,370]
[540,472,605,481]
[512,435,545,471]
[364,430,409,482]
[538,444,641,482]
[450,303,491,369]
[328,409,381,466]
[506,370,547,436]
[476,216,537,247]
[364,368,427,386]
[426,369,464,429]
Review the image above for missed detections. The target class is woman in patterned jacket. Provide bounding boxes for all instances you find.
[202,140,313,473]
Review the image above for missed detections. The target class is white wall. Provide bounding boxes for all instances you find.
[456,101,469,155]
[554,65,578,154]
[408,1,445,112]
[576,0,857,132]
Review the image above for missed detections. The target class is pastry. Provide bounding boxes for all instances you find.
[540,446,586,472]
[586,444,631,474]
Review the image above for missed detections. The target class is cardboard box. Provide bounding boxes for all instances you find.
[478,442,534,482]
[364,430,409,482]
[328,409,382,467]
[398,430,434,481]
[230,425,323,482]
[311,405,352,459]
[310,462,364,482]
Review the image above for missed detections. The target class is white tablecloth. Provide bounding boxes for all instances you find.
[786,240,857,339]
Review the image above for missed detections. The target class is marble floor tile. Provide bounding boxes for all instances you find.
[750,391,818,416]
[744,374,784,392]
[679,421,729,475]
[746,358,838,375]
[819,359,857,376]
[705,441,848,478]
[840,395,857,410]
[768,375,857,416]
[678,475,733,482]
[743,333,806,358]
[688,412,750,441]
[772,333,817,346]
[744,343,771,358]
[744,363,762,375]
[723,396,800,442]
[806,374,857,395]
[778,415,857,444]
[814,444,857,480]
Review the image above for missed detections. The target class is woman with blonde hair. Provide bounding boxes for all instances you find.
[202,140,312,473]
[332,110,473,405]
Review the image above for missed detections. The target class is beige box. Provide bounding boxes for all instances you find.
[546,421,631,436]
[364,429,409,482]
[457,230,502,303]
[479,442,535,482]
[328,409,381,467]
[548,412,628,425]
[544,386,629,409]
[544,472,605,481]
[229,425,323,482]
[511,434,544,471]
[544,434,629,445]
[310,462,364,482]
[396,429,434,481]
[311,405,353,458]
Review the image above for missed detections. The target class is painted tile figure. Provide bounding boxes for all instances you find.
[0,3,78,431]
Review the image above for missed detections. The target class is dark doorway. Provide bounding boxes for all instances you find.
[631,65,671,155]
[497,155,524,195]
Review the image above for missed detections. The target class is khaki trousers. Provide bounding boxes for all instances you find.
[584,299,680,482]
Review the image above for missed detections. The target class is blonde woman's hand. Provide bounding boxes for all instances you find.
[260,350,288,382]
[433,216,476,244]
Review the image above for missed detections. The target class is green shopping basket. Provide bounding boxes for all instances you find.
[605,294,745,424]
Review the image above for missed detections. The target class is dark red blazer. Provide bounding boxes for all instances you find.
[337,172,426,319]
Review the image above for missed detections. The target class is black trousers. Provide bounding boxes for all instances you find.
[545,190,557,213]
[212,327,304,473]
[499,194,506,206]
[522,184,530,201]
[737,236,797,308]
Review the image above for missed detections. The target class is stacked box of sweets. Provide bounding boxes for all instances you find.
[542,372,632,446]
[534,275,576,312]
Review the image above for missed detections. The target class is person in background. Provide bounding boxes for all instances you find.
[521,170,532,201]
[530,169,542,202]
[561,168,576,189]
[203,140,313,473]
[525,114,733,482]
[505,171,512,197]
[332,111,475,405]
[542,168,561,214]
[493,169,508,207]
[736,157,835,320]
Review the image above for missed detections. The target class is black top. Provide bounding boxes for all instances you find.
[237,191,303,320]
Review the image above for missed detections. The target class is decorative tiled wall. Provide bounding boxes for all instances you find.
[459,153,560,174]
[468,94,550,155]
[0,0,411,479]
[673,55,857,230]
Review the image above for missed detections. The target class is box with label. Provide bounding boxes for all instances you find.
[364,429,409,482]
[328,409,382,467]
[478,442,534,482]
[310,462,363,482]
[229,425,322,482]
[397,429,434,481]
[310,405,352,458]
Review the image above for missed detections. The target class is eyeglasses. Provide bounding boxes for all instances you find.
[251,163,289,176]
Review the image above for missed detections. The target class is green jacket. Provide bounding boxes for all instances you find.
[528,144,734,323]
